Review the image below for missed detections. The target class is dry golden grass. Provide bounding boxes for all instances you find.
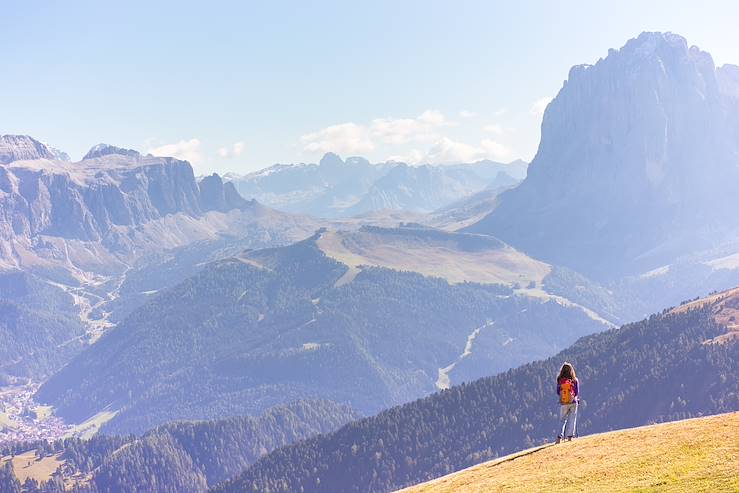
[63,409,118,439]
[397,412,739,493]
[671,287,739,344]
[316,230,551,287]
[1,450,64,484]
[0,411,17,429]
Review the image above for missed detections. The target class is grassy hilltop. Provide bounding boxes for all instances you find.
[397,412,739,493]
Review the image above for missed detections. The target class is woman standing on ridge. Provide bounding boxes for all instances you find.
[555,362,579,444]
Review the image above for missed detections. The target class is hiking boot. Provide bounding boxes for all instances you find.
[555,437,562,444]
[566,436,573,441]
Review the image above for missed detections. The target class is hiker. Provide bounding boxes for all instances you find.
[555,361,579,444]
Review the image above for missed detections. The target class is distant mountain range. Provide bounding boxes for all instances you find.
[0,136,313,275]
[2,30,739,493]
[226,153,526,218]
[467,32,739,281]
[0,135,319,380]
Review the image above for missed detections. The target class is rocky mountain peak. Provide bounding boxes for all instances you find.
[0,135,57,164]
[83,143,141,160]
[319,152,344,167]
[199,173,251,212]
[467,32,739,280]
[717,64,739,99]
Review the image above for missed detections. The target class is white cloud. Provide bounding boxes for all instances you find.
[493,108,507,117]
[480,138,514,162]
[424,137,485,165]
[386,149,425,164]
[529,97,552,117]
[483,123,504,135]
[370,109,451,145]
[218,142,246,159]
[417,109,447,125]
[147,138,202,164]
[300,122,374,155]
[410,137,515,165]
[370,117,432,145]
[298,109,520,164]
[459,110,476,118]
[301,110,452,155]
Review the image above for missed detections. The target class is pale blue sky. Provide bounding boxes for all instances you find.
[3,1,738,174]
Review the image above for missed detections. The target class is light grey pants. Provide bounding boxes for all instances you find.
[559,403,578,438]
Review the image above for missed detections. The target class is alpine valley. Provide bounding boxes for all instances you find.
[1,30,738,493]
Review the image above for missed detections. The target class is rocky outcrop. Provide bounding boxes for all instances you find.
[83,143,141,160]
[0,135,57,164]
[467,32,739,280]
[198,173,252,212]
[0,155,207,243]
[0,140,272,273]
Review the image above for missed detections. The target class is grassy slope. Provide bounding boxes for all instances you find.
[316,228,551,287]
[0,450,65,485]
[398,412,739,493]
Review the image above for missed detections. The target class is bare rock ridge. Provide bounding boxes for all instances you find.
[0,134,58,164]
[83,143,141,160]
[199,173,253,212]
[0,137,259,269]
[466,32,739,280]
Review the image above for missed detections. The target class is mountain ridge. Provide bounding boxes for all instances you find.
[466,31,739,280]
[227,153,526,218]
[0,136,320,381]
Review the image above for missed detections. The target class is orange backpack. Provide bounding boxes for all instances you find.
[559,378,574,404]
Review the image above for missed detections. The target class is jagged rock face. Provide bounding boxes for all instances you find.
[0,141,268,266]
[467,32,739,280]
[0,156,206,243]
[0,135,57,164]
[0,137,319,280]
[83,143,141,160]
[48,147,71,162]
[198,173,251,212]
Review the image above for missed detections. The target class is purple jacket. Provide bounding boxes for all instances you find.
[556,377,579,403]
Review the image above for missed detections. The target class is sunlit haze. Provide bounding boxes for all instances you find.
[4,1,739,173]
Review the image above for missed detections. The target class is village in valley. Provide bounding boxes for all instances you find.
[0,382,72,444]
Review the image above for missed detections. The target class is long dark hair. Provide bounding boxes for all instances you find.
[558,362,576,381]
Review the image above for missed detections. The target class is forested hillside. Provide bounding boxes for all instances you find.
[37,233,608,434]
[0,400,357,493]
[214,289,739,493]
[0,271,85,380]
